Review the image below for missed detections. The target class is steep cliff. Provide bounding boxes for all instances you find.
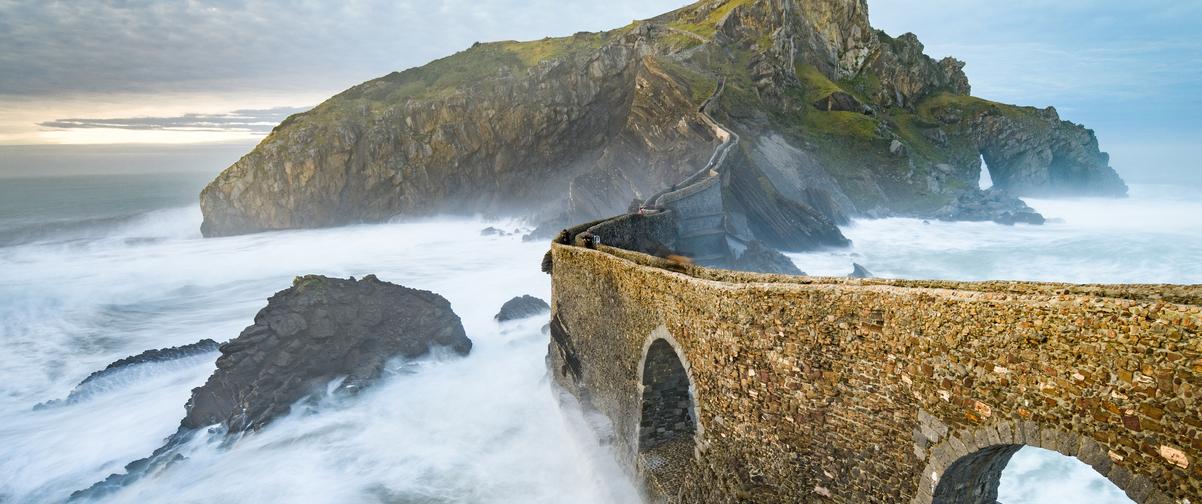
[201,0,1126,238]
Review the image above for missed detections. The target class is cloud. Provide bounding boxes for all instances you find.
[0,0,689,97]
[38,106,312,135]
[1,0,1198,147]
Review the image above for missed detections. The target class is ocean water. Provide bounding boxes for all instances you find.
[1,173,1196,503]
[789,184,1202,284]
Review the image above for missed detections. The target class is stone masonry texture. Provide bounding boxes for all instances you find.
[547,242,1202,503]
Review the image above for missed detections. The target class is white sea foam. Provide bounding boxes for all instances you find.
[0,215,637,503]
[788,184,1202,284]
[3,183,1195,503]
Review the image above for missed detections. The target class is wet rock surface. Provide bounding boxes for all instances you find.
[184,274,470,431]
[934,188,1046,225]
[495,295,550,322]
[72,275,470,500]
[36,339,219,410]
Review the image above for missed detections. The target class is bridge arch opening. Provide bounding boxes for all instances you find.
[924,426,1153,504]
[637,335,698,482]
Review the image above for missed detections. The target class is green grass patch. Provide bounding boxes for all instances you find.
[667,0,754,39]
[915,93,1033,123]
[802,110,879,140]
[277,31,624,141]
[837,71,881,104]
[655,58,719,105]
[794,64,843,103]
[499,33,612,67]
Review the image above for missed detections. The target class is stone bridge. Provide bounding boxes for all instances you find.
[545,222,1202,503]
[544,69,1200,503]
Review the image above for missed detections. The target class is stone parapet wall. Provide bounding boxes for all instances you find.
[548,243,1202,503]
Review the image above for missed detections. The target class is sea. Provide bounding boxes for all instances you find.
[1,171,1199,503]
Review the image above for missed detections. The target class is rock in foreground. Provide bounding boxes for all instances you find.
[36,339,219,410]
[184,274,471,432]
[73,275,470,501]
[495,295,550,322]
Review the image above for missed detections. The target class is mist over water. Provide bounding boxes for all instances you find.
[1,175,1195,503]
[789,184,1202,284]
[0,194,636,503]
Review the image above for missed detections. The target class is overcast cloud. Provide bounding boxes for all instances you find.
[0,0,687,97]
[38,106,309,134]
[0,0,1198,178]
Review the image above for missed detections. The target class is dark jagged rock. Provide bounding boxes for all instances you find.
[850,263,874,279]
[800,187,851,226]
[184,274,470,431]
[73,275,470,501]
[859,32,972,109]
[934,188,1045,225]
[729,241,805,276]
[728,153,850,252]
[495,295,550,322]
[200,0,1126,238]
[77,339,220,390]
[954,104,1128,197]
[35,339,219,410]
[480,226,507,236]
[71,428,197,501]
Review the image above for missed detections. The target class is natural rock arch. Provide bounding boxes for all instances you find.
[913,421,1169,504]
[636,329,701,490]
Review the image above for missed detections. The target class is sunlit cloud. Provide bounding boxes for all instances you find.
[38,106,311,135]
[0,0,688,146]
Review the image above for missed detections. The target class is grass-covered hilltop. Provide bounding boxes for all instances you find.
[200,0,1127,244]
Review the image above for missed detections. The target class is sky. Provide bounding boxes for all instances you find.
[0,0,1198,181]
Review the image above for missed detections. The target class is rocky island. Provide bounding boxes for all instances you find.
[199,0,1126,247]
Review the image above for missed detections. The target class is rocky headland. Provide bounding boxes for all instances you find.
[199,0,1126,244]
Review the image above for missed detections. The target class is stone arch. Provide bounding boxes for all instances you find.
[912,420,1169,504]
[636,327,701,482]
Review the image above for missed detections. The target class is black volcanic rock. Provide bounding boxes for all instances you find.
[183,274,470,432]
[850,263,874,279]
[80,339,219,389]
[35,339,220,410]
[495,295,550,322]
